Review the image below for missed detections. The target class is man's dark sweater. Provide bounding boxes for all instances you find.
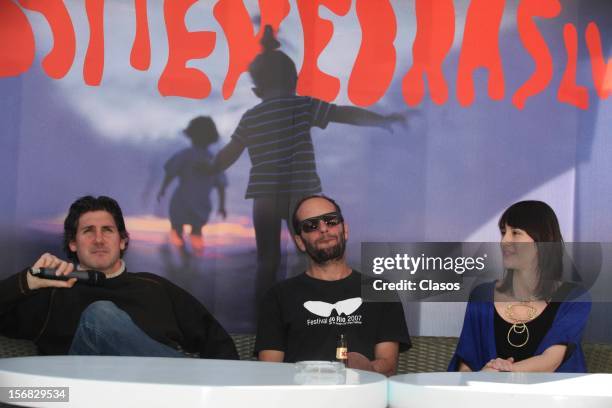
[0,268,238,359]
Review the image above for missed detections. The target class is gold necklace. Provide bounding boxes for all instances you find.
[505,302,537,348]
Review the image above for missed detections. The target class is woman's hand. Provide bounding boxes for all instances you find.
[483,357,514,372]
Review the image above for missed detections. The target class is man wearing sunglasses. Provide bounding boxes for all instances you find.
[255,195,411,376]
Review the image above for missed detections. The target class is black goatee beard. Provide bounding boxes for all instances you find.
[304,235,346,265]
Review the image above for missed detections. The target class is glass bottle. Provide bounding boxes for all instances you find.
[336,333,348,366]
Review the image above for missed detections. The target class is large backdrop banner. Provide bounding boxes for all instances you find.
[0,0,610,337]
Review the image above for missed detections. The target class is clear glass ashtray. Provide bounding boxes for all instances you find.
[293,361,347,385]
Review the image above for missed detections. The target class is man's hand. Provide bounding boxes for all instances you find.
[26,253,77,290]
[483,357,514,372]
[347,352,374,371]
[258,350,284,362]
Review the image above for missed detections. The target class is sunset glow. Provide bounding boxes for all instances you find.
[28,214,292,251]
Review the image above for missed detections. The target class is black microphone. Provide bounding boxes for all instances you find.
[28,267,106,286]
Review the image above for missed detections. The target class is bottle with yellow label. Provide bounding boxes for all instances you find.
[336,333,348,366]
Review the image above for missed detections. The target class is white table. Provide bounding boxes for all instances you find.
[0,356,387,408]
[388,372,612,408]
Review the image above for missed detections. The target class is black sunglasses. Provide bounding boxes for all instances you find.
[298,212,344,233]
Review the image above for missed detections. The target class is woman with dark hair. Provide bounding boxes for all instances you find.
[449,200,591,372]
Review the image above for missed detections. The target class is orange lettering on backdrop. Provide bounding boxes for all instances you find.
[296,0,351,102]
[130,0,151,71]
[456,0,505,106]
[83,0,105,85]
[557,23,588,110]
[18,0,75,79]
[512,0,561,110]
[348,0,396,107]
[402,0,455,106]
[585,22,611,100]
[213,0,290,100]
[158,0,216,98]
[0,0,35,77]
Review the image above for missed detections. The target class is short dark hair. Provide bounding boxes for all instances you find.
[183,116,219,147]
[497,200,564,299]
[63,196,130,262]
[292,195,343,234]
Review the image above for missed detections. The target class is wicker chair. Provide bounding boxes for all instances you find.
[583,342,612,374]
[396,337,612,374]
[397,336,458,373]
[231,335,612,374]
[231,334,257,361]
[1,334,611,374]
[0,336,38,358]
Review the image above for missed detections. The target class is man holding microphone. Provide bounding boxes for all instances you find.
[0,195,237,359]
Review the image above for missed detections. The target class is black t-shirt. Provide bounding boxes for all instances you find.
[494,302,561,361]
[494,283,574,361]
[255,270,411,363]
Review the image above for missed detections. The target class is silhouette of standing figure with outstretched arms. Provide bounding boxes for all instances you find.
[212,25,408,303]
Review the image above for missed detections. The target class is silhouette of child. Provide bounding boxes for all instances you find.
[213,26,405,299]
[158,116,227,256]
